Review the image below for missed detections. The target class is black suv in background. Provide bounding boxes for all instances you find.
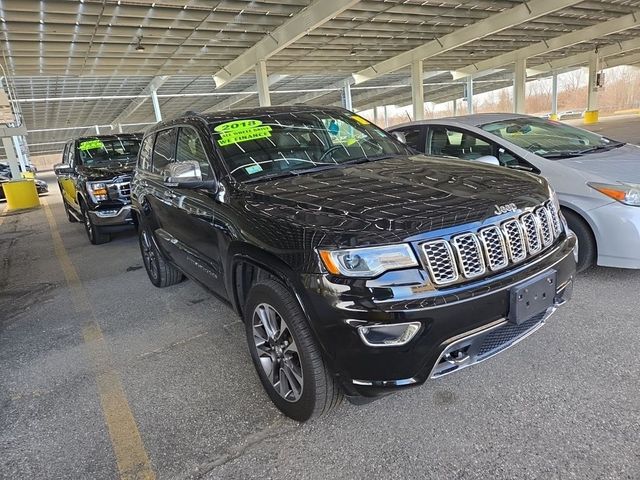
[54,134,141,244]
[132,107,576,421]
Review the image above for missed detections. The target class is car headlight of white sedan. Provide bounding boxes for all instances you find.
[587,182,640,207]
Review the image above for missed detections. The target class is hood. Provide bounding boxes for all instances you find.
[78,163,135,181]
[556,143,640,183]
[239,155,550,245]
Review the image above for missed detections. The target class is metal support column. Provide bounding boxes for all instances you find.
[465,76,474,114]
[383,105,388,128]
[373,106,379,125]
[514,58,527,114]
[452,99,457,116]
[341,80,353,111]
[12,136,27,172]
[117,124,123,134]
[150,88,162,122]
[411,59,425,121]
[550,73,559,120]
[255,60,271,107]
[94,125,100,135]
[2,136,21,179]
[585,52,599,124]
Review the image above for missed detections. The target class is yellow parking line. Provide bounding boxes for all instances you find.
[42,198,155,480]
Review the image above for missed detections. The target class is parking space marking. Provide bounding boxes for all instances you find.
[42,198,156,480]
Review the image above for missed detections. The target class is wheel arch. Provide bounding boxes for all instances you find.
[227,243,313,322]
[560,203,598,260]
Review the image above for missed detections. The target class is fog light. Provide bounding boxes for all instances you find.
[95,209,120,217]
[358,322,421,347]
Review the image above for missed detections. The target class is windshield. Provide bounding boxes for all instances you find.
[210,110,412,182]
[480,118,624,159]
[77,138,141,166]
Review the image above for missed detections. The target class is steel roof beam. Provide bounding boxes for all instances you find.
[203,74,287,112]
[213,0,360,88]
[450,11,640,80]
[352,0,584,84]
[109,76,168,128]
[527,37,640,76]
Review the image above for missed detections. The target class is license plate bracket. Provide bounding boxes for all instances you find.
[508,270,557,325]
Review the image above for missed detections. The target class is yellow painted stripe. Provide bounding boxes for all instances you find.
[42,198,155,480]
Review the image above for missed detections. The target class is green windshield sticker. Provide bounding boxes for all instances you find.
[79,139,105,151]
[214,119,272,147]
[244,164,264,175]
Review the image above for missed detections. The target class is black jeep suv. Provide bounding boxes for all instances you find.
[54,134,142,244]
[132,107,576,421]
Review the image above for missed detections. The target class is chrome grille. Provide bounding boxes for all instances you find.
[479,226,508,271]
[535,207,553,247]
[545,200,562,237]
[502,219,527,263]
[420,202,562,286]
[452,233,485,278]
[521,212,542,254]
[108,181,131,201]
[422,240,459,285]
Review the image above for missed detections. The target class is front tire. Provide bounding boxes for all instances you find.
[80,201,110,245]
[139,227,183,287]
[244,280,342,421]
[562,209,596,273]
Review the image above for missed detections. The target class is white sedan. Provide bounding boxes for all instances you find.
[388,114,640,271]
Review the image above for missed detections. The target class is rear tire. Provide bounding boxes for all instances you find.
[562,209,595,273]
[80,201,110,245]
[139,227,183,287]
[244,280,342,421]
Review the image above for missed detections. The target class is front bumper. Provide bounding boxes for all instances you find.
[298,235,576,398]
[590,201,640,269]
[87,205,134,227]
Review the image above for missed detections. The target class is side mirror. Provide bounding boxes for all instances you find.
[163,160,217,190]
[54,163,73,175]
[391,131,407,144]
[474,155,501,166]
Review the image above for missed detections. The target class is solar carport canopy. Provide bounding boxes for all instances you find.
[2,0,639,155]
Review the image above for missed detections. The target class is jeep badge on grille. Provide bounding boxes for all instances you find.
[494,203,518,215]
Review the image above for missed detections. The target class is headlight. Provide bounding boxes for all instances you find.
[87,181,109,202]
[588,182,640,206]
[318,244,418,278]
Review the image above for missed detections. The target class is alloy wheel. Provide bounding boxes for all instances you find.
[140,230,159,281]
[252,303,303,402]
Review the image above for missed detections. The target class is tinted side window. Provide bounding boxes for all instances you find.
[398,127,425,152]
[138,135,154,172]
[176,127,211,179]
[152,128,177,175]
[427,127,491,159]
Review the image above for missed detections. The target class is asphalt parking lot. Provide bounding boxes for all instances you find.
[1,117,639,480]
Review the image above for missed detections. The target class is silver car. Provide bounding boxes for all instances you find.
[389,114,640,271]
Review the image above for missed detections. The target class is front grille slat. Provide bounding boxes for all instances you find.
[479,226,509,271]
[501,219,527,263]
[422,240,459,285]
[535,207,554,246]
[546,200,562,237]
[421,201,562,286]
[452,233,486,278]
[521,212,542,254]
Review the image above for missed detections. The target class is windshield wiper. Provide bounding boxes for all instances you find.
[577,142,625,155]
[243,164,340,183]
